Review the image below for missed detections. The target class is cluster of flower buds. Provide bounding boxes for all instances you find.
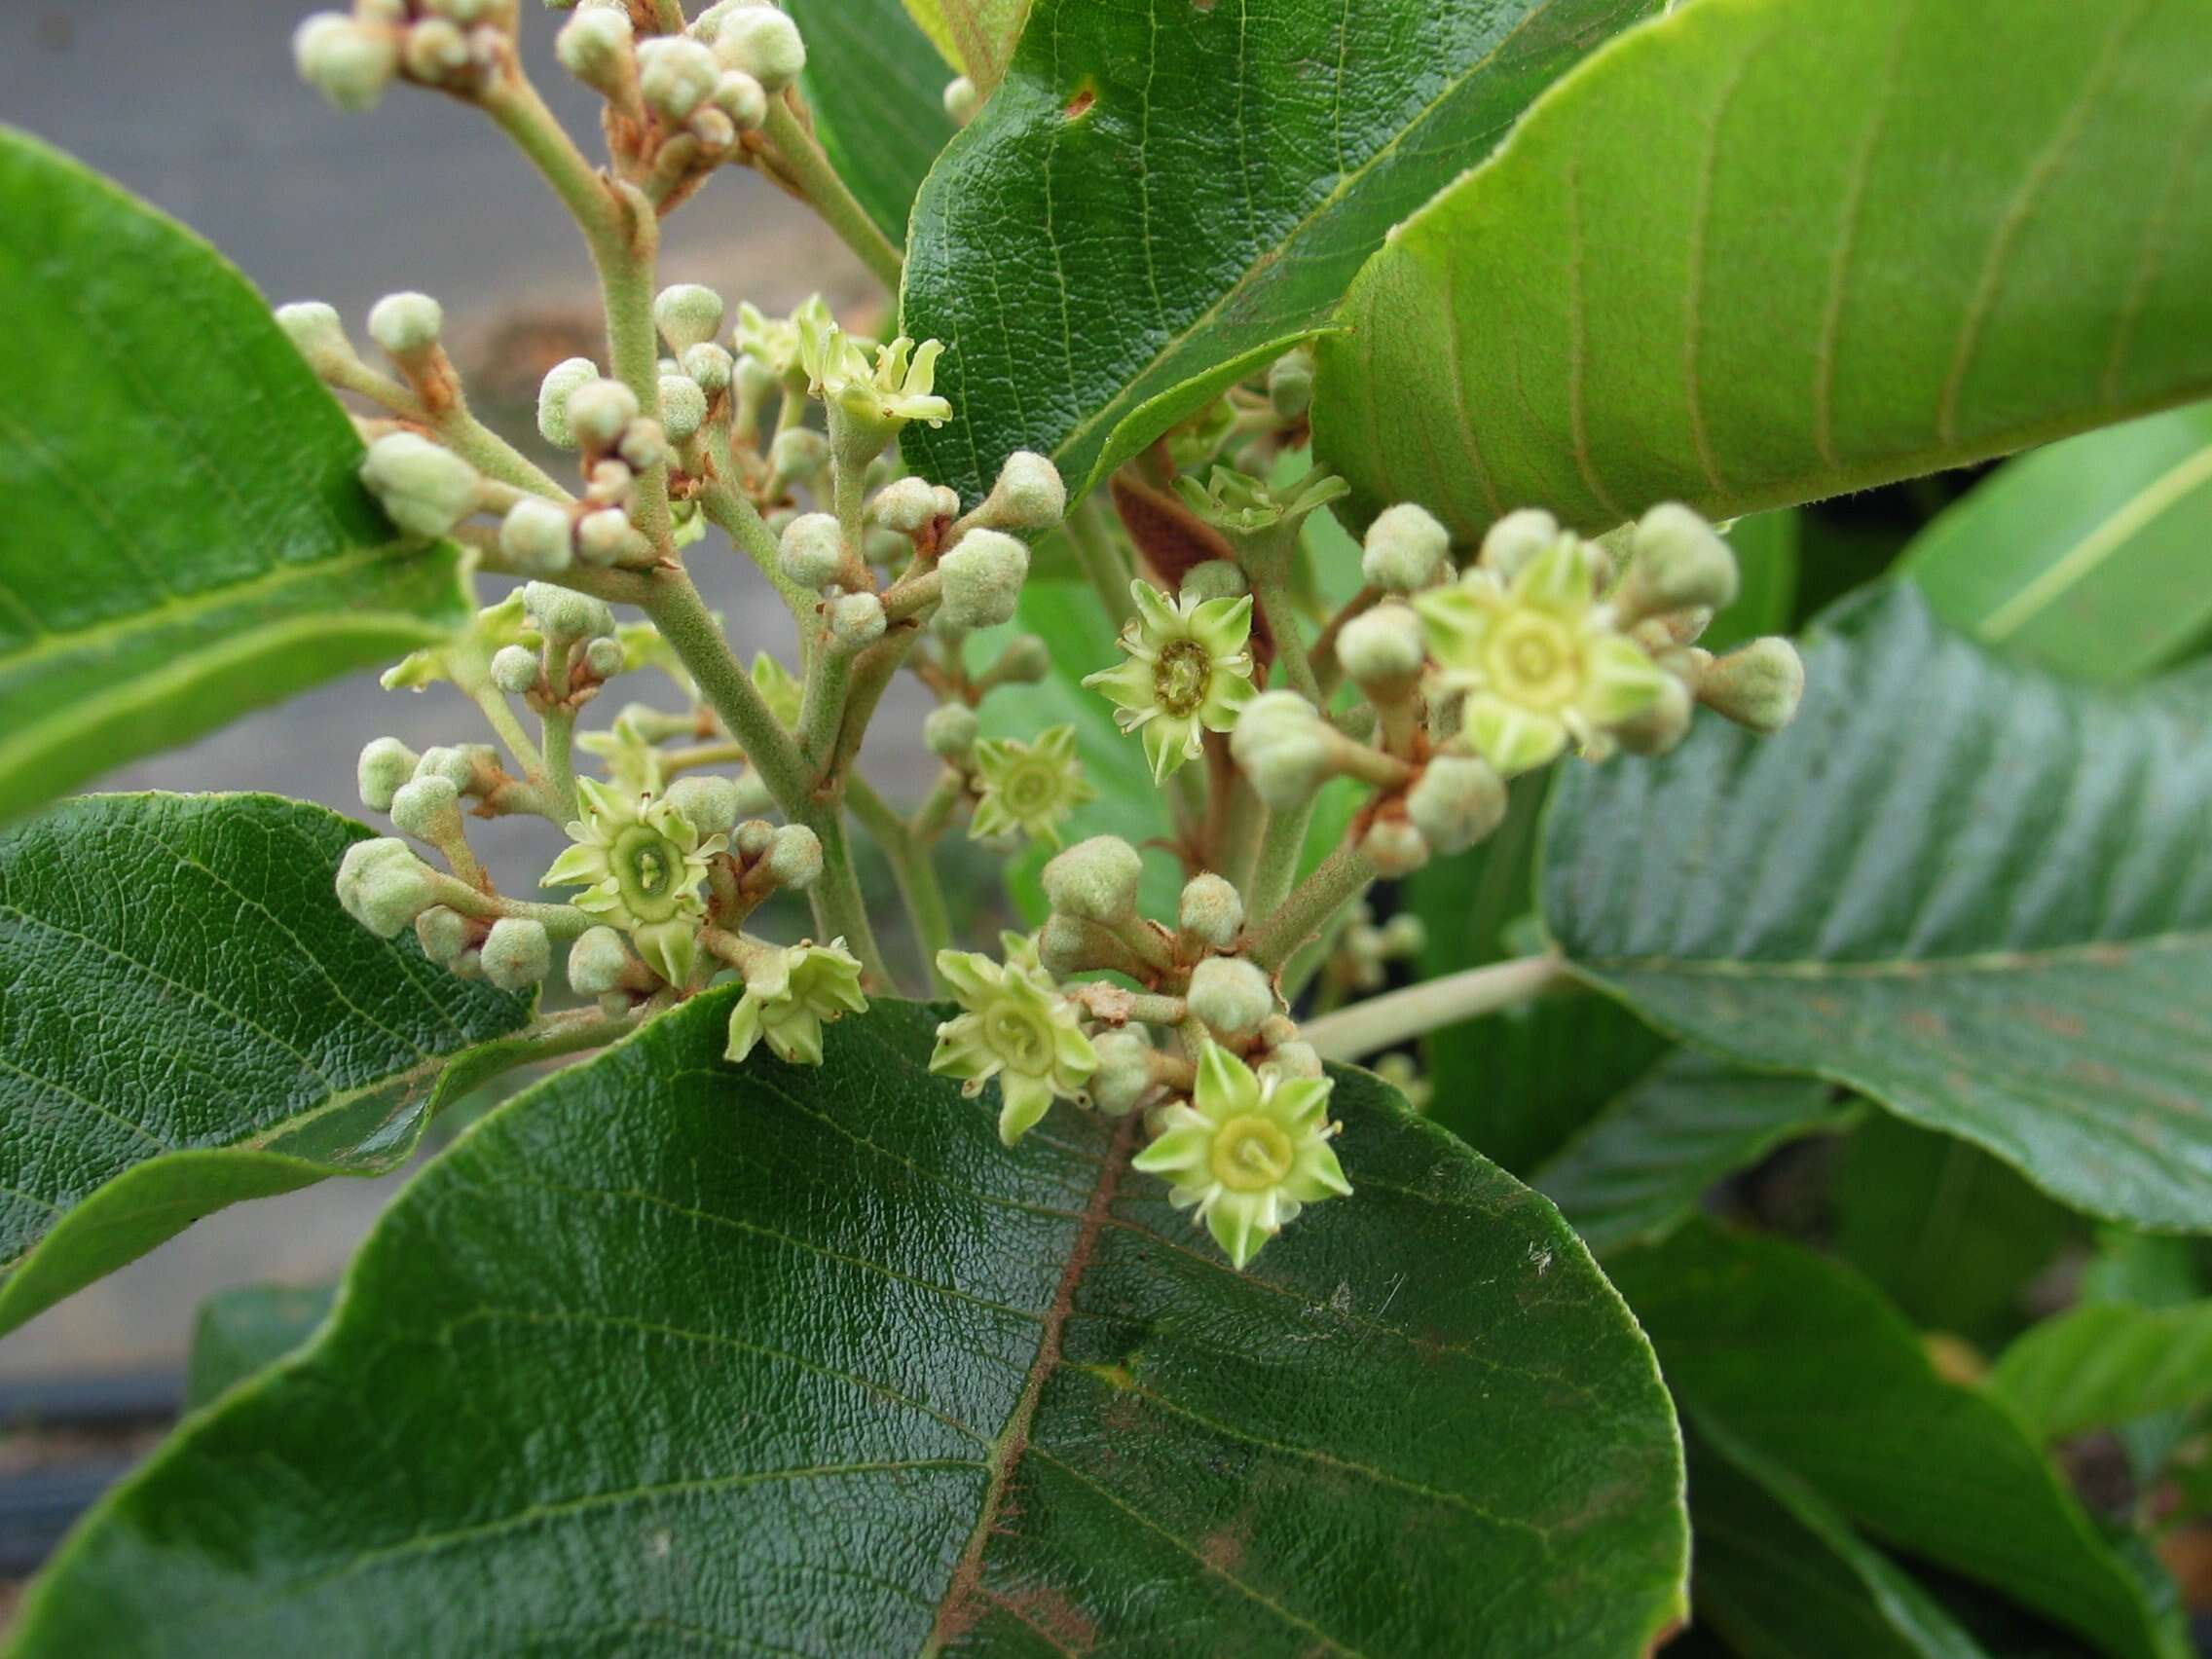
[294,0,517,114]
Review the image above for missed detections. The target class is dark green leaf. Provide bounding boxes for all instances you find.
[1902,402,2212,684]
[1535,1051,1851,1255]
[901,0,1657,503]
[0,129,470,824]
[185,1282,336,1412]
[793,0,960,245]
[1991,1302,2212,1444]
[1610,1222,2187,1659]
[18,997,1689,1654]
[1313,0,2212,539]
[1543,583,2212,1232]
[0,793,530,1338]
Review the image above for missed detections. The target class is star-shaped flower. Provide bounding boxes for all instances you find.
[724,939,869,1065]
[1082,580,1257,781]
[541,777,723,983]
[794,306,951,437]
[930,937,1098,1144]
[969,724,1094,848]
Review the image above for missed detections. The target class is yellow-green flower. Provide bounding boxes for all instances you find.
[969,724,1093,847]
[1411,535,1667,773]
[794,306,950,435]
[575,707,668,795]
[1082,580,1257,781]
[724,939,868,1065]
[384,593,538,692]
[733,295,826,382]
[1132,1043,1350,1270]
[543,778,721,983]
[930,938,1098,1144]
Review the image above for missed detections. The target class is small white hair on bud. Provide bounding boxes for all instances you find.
[658,374,709,441]
[488,644,540,696]
[1042,835,1143,926]
[412,746,478,792]
[1178,873,1244,950]
[389,775,463,841]
[555,5,632,82]
[733,819,776,860]
[680,342,733,393]
[481,917,553,992]
[981,451,1066,532]
[1187,956,1275,1036]
[1614,672,1695,756]
[565,377,640,449]
[574,506,647,568]
[872,476,943,535]
[765,824,825,890]
[777,512,846,589]
[356,736,420,812]
[1405,755,1506,856]
[366,291,443,358]
[583,636,625,679]
[536,356,600,449]
[1230,690,1332,809]
[1697,636,1804,734]
[1478,507,1562,581]
[653,283,725,352]
[568,926,633,998]
[1361,817,1430,877]
[713,68,768,129]
[522,579,616,642]
[923,703,979,759]
[498,498,575,575]
[293,14,398,113]
[939,529,1029,631]
[665,775,741,837]
[710,5,804,90]
[335,838,439,938]
[274,301,352,369]
[637,36,720,119]
[1336,602,1426,691]
[1267,348,1315,419]
[359,432,479,537]
[1362,501,1451,592]
[414,905,473,965]
[828,591,888,649]
[1625,502,1739,619]
[617,419,666,472]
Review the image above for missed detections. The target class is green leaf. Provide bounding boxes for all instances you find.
[902,0,1030,93]
[0,793,531,1338]
[1312,0,2212,539]
[0,129,470,825]
[900,0,1657,503]
[18,995,1689,1653]
[1685,1422,1989,1659]
[1610,1222,2188,1659]
[1705,509,1801,653]
[1535,1051,1852,1255]
[1991,1302,2212,1444]
[1902,402,2212,684]
[793,0,960,245]
[184,1282,336,1412]
[1543,582,2212,1232]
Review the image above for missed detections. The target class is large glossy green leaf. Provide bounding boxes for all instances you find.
[0,129,470,824]
[1313,0,2212,539]
[1543,583,2212,1232]
[18,995,1690,1654]
[1534,1051,1850,1255]
[793,0,960,245]
[1610,1223,2187,1659]
[1991,1302,2212,1444]
[1902,403,2212,684]
[900,0,1657,503]
[184,1282,336,1412]
[0,793,530,1338]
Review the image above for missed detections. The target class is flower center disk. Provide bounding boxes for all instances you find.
[984,1002,1053,1073]
[1210,1113,1295,1192]
[611,824,684,921]
[1487,611,1582,711]
[1153,638,1212,717]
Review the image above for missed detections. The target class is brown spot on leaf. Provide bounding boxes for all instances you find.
[996,1584,1099,1651]
[1199,1522,1250,1573]
[2027,1004,2086,1038]
[1064,84,1097,120]
[1900,1010,1947,1040]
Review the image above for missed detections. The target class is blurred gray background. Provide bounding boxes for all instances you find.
[0,0,886,1381]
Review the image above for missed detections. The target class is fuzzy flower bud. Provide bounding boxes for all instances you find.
[556,6,633,87]
[768,427,830,491]
[413,746,478,793]
[498,498,574,574]
[942,74,980,126]
[654,283,726,353]
[637,36,719,119]
[414,905,473,965]
[710,5,805,90]
[938,530,1029,631]
[1618,503,1739,623]
[777,512,845,590]
[1230,691,1332,810]
[293,14,398,113]
[1405,756,1506,856]
[335,838,438,938]
[662,775,739,837]
[1187,956,1275,1036]
[1041,834,1142,926]
[356,736,420,812]
[1267,348,1315,419]
[523,580,615,642]
[536,357,600,449]
[1478,508,1562,582]
[974,451,1066,533]
[274,301,356,375]
[1178,873,1244,950]
[575,507,648,568]
[1614,672,1695,756]
[872,476,944,535]
[567,926,632,998]
[1697,637,1804,733]
[1336,603,1426,697]
[1089,1031,1155,1117]
[360,433,478,537]
[1265,1040,1324,1082]
[765,824,825,890]
[565,379,641,450]
[389,775,464,843]
[1361,818,1430,877]
[489,644,540,696]
[924,703,979,760]
[366,291,443,359]
[1180,561,1249,604]
[581,637,623,681]
[658,374,709,442]
[681,342,733,393]
[481,917,552,992]
[618,420,665,472]
[713,69,768,129]
[989,636,1051,684]
[829,591,888,649]
[1362,502,1451,593]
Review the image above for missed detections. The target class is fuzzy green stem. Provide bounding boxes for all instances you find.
[847,775,952,994]
[469,683,549,785]
[1246,840,1377,971]
[1301,954,1568,1061]
[697,481,816,629]
[1251,572,1320,703]
[643,571,810,810]
[1065,498,1136,632]
[424,872,596,938]
[760,97,903,292]
[1246,794,1320,920]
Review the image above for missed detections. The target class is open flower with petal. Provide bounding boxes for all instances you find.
[1411,534,1668,774]
[543,776,722,935]
[1132,1044,1350,1270]
[724,938,868,1065]
[930,940,1098,1144]
[969,724,1094,847]
[794,306,951,435]
[1082,581,1257,781]
[383,593,539,692]
[733,295,828,382]
[575,708,668,796]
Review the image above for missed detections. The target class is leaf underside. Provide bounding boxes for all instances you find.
[793,0,960,245]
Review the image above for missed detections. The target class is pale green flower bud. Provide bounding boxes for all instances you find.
[658,374,709,441]
[293,14,398,113]
[1180,560,1248,603]
[734,819,777,860]
[335,837,438,938]
[1187,955,1274,1036]
[617,420,666,472]
[536,357,600,449]
[990,635,1051,684]
[1361,818,1429,877]
[866,527,910,567]
[1614,672,1695,756]
[942,74,980,126]
[940,529,1029,631]
[769,426,830,489]
[413,746,478,792]
[567,925,632,997]
[1380,913,1426,956]
[872,476,943,535]
[489,644,540,695]
[976,451,1066,533]
[414,905,473,965]
[1362,502,1451,592]
[356,736,420,812]
[1042,835,1143,926]
[1265,1040,1323,1081]
[1405,755,1506,856]
[664,775,740,836]
[274,301,356,375]
[523,580,615,641]
[481,917,552,992]
[829,592,887,648]
[713,69,768,129]
[402,19,471,84]
[1230,690,1331,809]
[654,283,725,352]
[766,824,825,890]
[389,775,464,842]
[731,770,775,816]
[1478,508,1561,582]
[566,378,641,449]
[924,703,979,759]
[637,36,719,119]
[366,291,443,359]
[1337,603,1426,696]
[681,342,733,393]
[583,636,625,679]
[1267,348,1314,419]
[1697,636,1803,734]
[499,498,574,574]
[1178,873,1244,949]
[711,5,804,90]
[556,6,632,87]
[1620,503,1738,622]
[575,507,648,567]
[360,432,479,537]
[1037,912,1100,977]
[1089,1030,1154,1116]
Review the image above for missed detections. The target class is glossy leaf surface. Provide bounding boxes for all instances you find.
[0,130,470,824]
[1991,1301,2212,1444]
[1544,584,2212,1231]
[793,0,960,244]
[19,997,1689,1655]
[0,793,530,1338]
[901,0,1657,503]
[1610,1223,2186,1659]
[1314,0,2212,538]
